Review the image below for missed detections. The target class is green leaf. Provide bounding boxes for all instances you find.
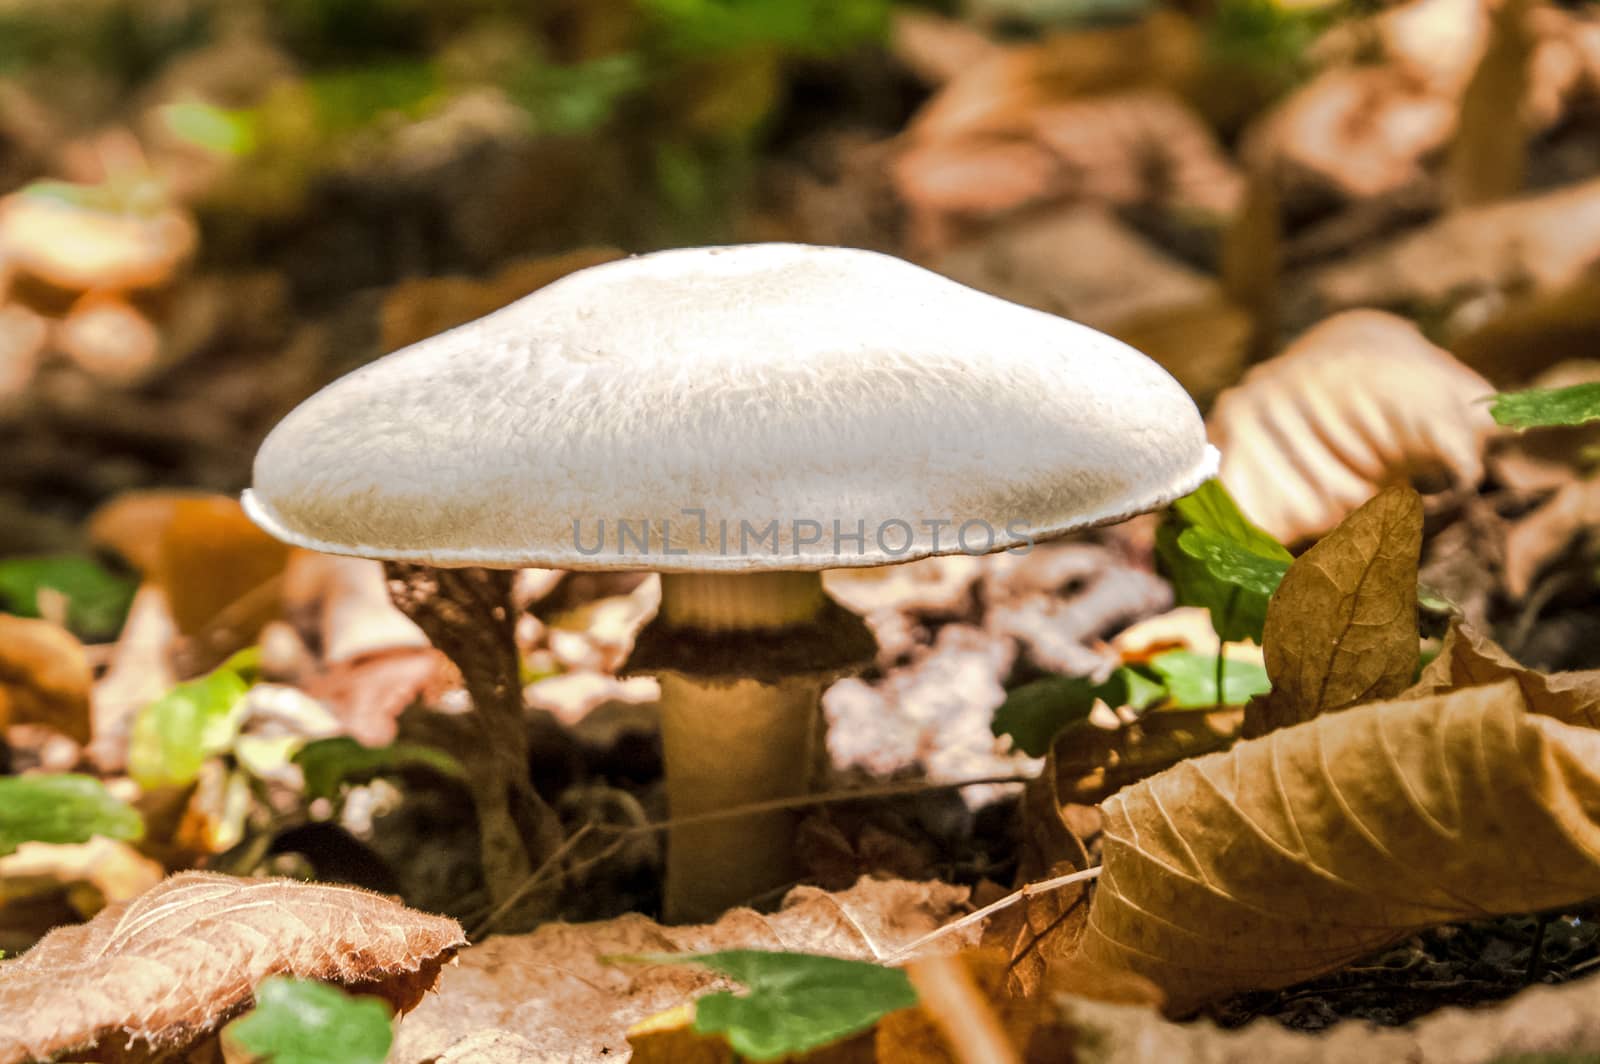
[161,100,257,156]
[1490,382,1600,429]
[1147,649,1271,708]
[1157,481,1292,644]
[0,554,137,640]
[635,951,916,1061]
[640,0,890,56]
[294,737,465,802]
[507,55,644,136]
[129,663,251,789]
[0,774,143,856]
[225,977,392,1064]
[992,667,1165,757]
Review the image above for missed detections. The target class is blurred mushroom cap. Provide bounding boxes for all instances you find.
[245,243,1216,570]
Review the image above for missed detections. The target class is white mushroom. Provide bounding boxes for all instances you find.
[244,243,1217,921]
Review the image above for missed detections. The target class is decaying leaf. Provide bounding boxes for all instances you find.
[154,495,291,649]
[1405,620,1600,728]
[1079,680,1600,1014]
[391,877,975,1063]
[0,612,92,743]
[0,871,465,1064]
[1246,485,1422,737]
[1503,477,1600,598]
[1210,311,1494,543]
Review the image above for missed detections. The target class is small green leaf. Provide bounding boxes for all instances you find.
[129,664,251,789]
[0,774,143,856]
[1490,382,1600,429]
[633,951,916,1061]
[225,977,392,1064]
[160,100,257,156]
[1147,650,1271,707]
[992,668,1164,757]
[1157,481,1292,644]
[294,737,465,802]
[0,554,137,640]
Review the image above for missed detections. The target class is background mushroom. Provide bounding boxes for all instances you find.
[243,242,1217,921]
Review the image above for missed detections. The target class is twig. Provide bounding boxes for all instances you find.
[907,954,1022,1064]
[472,823,596,938]
[882,865,1104,966]
[596,773,1034,838]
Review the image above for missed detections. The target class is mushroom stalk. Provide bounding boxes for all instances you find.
[385,563,565,922]
[655,571,831,922]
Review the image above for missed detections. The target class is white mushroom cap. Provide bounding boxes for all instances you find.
[244,244,1217,571]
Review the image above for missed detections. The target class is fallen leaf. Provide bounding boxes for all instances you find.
[391,877,975,1063]
[128,652,253,789]
[1209,311,1493,544]
[88,583,177,772]
[1405,620,1600,728]
[1503,477,1600,598]
[0,613,92,743]
[1079,680,1600,1014]
[1305,178,1600,375]
[0,837,164,951]
[1047,966,1600,1062]
[54,293,162,384]
[153,495,291,647]
[1246,485,1422,737]
[0,871,464,1064]
[0,774,142,856]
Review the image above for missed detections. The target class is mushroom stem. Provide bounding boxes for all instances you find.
[654,571,831,922]
[384,563,565,921]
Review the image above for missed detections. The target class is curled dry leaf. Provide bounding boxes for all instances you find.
[1406,619,1600,728]
[1503,477,1600,599]
[0,612,92,744]
[1245,485,1422,737]
[1209,311,1495,543]
[896,91,1240,251]
[1078,680,1600,1014]
[391,877,975,1063]
[0,871,465,1064]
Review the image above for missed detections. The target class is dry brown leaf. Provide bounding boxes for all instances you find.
[1051,965,1600,1062]
[1406,619,1600,728]
[87,488,218,575]
[391,877,975,1063]
[0,871,464,1064]
[1444,0,1534,209]
[379,247,623,353]
[88,583,176,773]
[932,207,1251,406]
[1504,477,1600,599]
[1078,680,1600,1014]
[897,91,1239,251]
[0,837,164,953]
[0,612,92,743]
[1210,311,1495,543]
[154,495,291,654]
[1305,177,1600,365]
[54,294,161,384]
[1245,485,1422,737]
[0,303,47,401]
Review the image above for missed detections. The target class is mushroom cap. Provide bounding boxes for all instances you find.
[244,243,1217,571]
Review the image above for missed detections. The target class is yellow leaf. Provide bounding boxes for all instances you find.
[1405,620,1600,729]
[1079,680,1600,1014]
[1245,484,1422,736]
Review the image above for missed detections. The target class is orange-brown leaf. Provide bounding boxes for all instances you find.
[1405,620,1600,729]
[1245,485,1422,737]
[0,613,92,744]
